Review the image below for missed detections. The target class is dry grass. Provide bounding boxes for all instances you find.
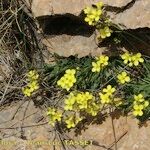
[0,0,44,106]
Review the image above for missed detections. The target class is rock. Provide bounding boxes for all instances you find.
[30,0,52,17]
[28,0,150,29]
[117,119,150,150]
[67,115,128,150]
[113,0,150,29]
[29,0,131,17]
[1,102,150,150]
[67,116,150,150]
[42,34,105,57]
[25,0,150,58]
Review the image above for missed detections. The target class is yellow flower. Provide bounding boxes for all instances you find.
[48,120,55,126]
[65,69,76,75]
[76,93,84,103]
[132,93,149,117]
[64,92,94,111]
[121,52,132,66]
[133,104,144,116]
[84,7,91,14]
[117,71,130,84]
[57,69,76,91]
[27,70,39,80]
[99,27,112,39]
[78,101,88,109]
[65,116,82,129]
[86,102,101,116]
[97,55,109,67]
[28,81,39,92]
[84,92,93,99]
[65,116,76,129]
[22,87,32,97]
[53,111,62,122]
[92,62,101,72]
[134,94,144,102]
[64,97,76,111]
[84,6,102,26]
[131,53,144,66]
[102,85,116,96]
[22,70,39,96]
[96,2,104,9]
[99,93,111,104]
[144,101,149,108]
[27,70,36,77]
[57,76,66,86]
[66,75,76,84]
[92,55,109,72]
[92,9,102,21]
[47,108,56,115]
[47,108,62,126]
[121,52,144,67]
[85,17,94,26]
[76,92,93,109]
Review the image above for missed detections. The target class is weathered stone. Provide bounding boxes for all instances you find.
[26,0,150,58]
[31,0,52,17]
[42,34,105,57]
[28,0,150,29]
[113,0,150,29]
[30,0,131,17]
[1,102,150,150]
[67,116,150,150]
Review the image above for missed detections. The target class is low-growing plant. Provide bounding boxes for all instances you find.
[40,52,150,129]
[19,1,150,131]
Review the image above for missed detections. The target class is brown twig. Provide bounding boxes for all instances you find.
[110,108,117,150]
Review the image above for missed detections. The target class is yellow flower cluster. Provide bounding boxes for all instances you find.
[65,115,82,129]
[47,108,62,126]
[133,94,149,116]
[99,85,116,104]
[64,92,93,110]
[86,101,101,116]
[22,70,39,97]
[92,55,109,72]
[57,69,76,91]
[99,26,112,39]
[64,92,101,117]
[84,2,103,26]
[117,71,130,84]
[121,52,144,67]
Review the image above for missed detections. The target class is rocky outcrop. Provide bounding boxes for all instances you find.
[113,0,150,29]
[1,103,150,150]
[30,0,131,17]
[42,33,105,57]
[25,0,150,57]
[28,0,150,29]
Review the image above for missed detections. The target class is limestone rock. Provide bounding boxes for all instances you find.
[28,0,150,29]
[68,116,150,150]
[25,0,150,57]
[42,34,104,57]
[117,119,150,150]
[113,0,150,29]
[1,102,150,150]
[30,0,131,17]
